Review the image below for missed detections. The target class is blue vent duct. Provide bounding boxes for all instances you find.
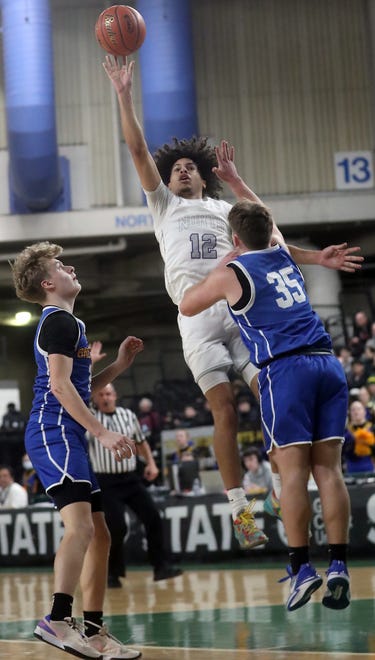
[1,0,70,212]
[137,0,198,155]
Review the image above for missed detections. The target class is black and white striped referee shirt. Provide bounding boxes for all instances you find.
[88,407,145,474]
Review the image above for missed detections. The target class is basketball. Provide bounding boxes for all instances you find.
[95,5,146,57]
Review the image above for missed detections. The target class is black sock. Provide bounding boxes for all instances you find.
[83,611,103,637]
[288,546,309,574]
[328,544,347,565]
[50,593,73,621]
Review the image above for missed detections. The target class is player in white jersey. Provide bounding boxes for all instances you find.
[104,55,363,550]
[145,180,256,402]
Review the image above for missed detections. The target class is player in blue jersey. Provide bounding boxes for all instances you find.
[11,241,142,659]
[180,200,353,612]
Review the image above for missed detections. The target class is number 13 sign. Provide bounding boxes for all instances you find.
[334,151,374,190]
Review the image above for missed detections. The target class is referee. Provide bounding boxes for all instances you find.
[88,382,183,587]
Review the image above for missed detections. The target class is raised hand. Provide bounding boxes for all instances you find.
[117,336,144,369]
[102,54,134,95]
[319,243,363,272]
[212,140,239,184]
[90,340,107,366]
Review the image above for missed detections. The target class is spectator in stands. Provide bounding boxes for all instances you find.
[169,429,197,463]
[137,396,163,454]
[242,447,273,495]
[174,404,197,428]
[336,346,353,378]
[237,395,261,432]
[363,340,375,377]
[365,376,375,418]
[167,429,203,494]
[347,358,368,391]
[1,402,26,432]
[0,465,28,508]
[349,311,372,357]
[193,439,217,470]
[357,386,375,423]
[195,398,214,426]
[343,401,375,474]
[161,410,180,430]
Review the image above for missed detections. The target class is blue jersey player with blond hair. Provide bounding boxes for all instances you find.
[11,241,143,659]
[180,200,353,613]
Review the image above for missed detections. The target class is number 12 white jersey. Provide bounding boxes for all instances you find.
[145,181,233,305]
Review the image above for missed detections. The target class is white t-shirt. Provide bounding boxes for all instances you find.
[0,482,28,508]
[145,182,233,305]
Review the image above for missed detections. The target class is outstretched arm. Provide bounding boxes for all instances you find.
[103,56,161,192]
[289,243,363,273]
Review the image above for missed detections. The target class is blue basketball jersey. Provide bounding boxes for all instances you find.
[228,245,332,367]
[29,306,92,428]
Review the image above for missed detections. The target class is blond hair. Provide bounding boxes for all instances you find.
[11,241,63,304]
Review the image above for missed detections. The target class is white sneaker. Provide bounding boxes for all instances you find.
[34,616,102,659]
[86,623,141,659]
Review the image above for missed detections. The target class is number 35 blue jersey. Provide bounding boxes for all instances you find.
[227,244,332,368]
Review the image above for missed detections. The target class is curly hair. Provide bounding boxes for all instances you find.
[153,136,223,199]
[10,241,63,304]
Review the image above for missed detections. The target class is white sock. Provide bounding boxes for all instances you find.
[227,487,248,519]
[271,472,282,500]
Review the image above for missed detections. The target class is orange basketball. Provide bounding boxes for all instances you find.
[95,5,146,57]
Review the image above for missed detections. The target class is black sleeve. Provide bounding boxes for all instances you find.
[39,311,79,358]
[227,263,253,310]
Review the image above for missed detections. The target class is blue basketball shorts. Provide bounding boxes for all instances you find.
[258,353,348,452]
[25,421,99,494]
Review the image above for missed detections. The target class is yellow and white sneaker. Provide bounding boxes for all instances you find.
[233,500,269,549]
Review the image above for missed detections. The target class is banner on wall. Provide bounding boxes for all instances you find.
[1,487,375,567]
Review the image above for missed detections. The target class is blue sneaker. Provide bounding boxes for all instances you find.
[279,563,323,611]
[322,560,350,609]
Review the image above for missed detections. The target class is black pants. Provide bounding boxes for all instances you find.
[96,472,167,577]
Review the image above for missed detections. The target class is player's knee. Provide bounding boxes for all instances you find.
[65,518,95,550]
[96,521,111,549]
[211,398,237,425]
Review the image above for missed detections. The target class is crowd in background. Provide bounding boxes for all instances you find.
[1,308,375,507]
[122,308,375,483]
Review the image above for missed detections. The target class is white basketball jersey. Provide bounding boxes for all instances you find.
[145,182,233,304]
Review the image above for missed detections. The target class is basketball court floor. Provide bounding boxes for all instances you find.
[1,560,375,659]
